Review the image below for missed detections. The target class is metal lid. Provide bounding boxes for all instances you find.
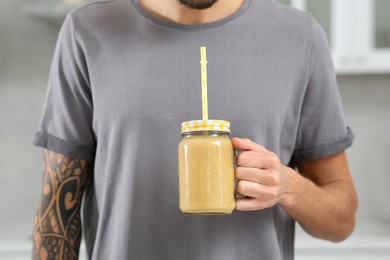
[181,120,230,133]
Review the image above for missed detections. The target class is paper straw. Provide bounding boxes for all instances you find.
[200,46,208,120]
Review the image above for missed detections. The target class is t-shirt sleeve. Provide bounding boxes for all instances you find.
[292,15,354,162]
[33,13,96,160]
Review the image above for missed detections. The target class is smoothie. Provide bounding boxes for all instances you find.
[178,132,235,215]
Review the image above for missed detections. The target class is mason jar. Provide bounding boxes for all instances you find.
[178,120,235,215]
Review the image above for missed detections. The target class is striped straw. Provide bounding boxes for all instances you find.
[200,47,208,120]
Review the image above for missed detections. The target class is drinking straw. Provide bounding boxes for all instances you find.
[200,46,208,120]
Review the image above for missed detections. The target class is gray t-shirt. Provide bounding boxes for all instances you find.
[33,0,353,259]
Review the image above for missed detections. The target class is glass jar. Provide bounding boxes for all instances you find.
[178,120,235,215]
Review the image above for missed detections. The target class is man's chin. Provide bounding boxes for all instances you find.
[178,0,219,10]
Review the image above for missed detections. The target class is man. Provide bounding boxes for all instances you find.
[32,0,358,259]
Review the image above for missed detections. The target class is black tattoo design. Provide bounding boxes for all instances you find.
[32,150,92,260]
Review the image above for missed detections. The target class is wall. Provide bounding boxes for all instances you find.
[0,0,62,243]
[0,0,59,81]
[339,74,390,234]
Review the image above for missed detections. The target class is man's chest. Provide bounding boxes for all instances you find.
[86,32,307,150]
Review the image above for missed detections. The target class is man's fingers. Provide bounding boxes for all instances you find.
[235,183,279,211]
[235,167,263,183]
[232,137,266,152]
[232,138,285,212]
[237,180,278,199]
[236,167,279,186]
[237,180,263,198]
[235,197,272,211]
[236,151,264,168]
[236,150,280,169]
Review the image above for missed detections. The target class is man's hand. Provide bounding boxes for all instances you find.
[232,137,358,242]
[233,137,293,211]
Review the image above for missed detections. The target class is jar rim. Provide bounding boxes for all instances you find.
[181,130,230,137]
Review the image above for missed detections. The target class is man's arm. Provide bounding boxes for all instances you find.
[233,137,358,242]
[32,149,93,259]
[284,151,357,242]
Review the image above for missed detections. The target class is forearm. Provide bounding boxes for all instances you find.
[280,167,357,242]
[33,209,82,259]
[32,150,92,259]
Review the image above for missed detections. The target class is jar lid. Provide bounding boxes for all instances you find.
[181,120,230,133]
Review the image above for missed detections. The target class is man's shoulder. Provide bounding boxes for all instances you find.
[256,0,314,35]
[262,0,310,21]
[64,0,138,39]
[70,0,120,17]
[68,0,134,27]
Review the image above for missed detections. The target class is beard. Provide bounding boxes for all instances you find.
[178,0,220,10]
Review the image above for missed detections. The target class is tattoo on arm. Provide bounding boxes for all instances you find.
[32,150,93,260]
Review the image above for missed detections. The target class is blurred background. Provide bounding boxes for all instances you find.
[0,0,389,259]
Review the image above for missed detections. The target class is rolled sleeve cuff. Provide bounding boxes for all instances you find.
[33,131,96,160]
[292,127,354,161]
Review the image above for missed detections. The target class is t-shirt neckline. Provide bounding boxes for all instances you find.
[131,0,251,30]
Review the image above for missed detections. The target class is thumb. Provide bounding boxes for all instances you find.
[232,137,265,152]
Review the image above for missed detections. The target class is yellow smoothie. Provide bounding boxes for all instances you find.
[178,133,235,215]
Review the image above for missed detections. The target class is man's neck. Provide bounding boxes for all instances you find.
[139,0,244,25]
